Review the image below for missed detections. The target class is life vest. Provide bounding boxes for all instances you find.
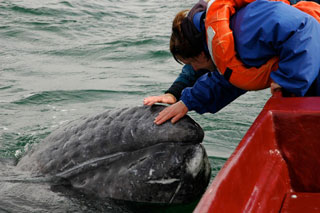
[206,0,320,90]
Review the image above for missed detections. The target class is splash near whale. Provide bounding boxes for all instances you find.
[17,105,210,203]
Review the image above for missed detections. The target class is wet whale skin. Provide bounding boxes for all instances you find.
[17,105,211,203]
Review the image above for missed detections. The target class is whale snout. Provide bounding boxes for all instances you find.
[17,105,211,203]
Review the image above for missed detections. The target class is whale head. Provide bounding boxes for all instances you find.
[17,105,210,203]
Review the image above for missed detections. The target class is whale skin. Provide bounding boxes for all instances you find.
[17,105,211,204]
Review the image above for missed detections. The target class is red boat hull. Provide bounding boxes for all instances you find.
[195,94,320,213]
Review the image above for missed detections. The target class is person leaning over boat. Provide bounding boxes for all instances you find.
[144,0,320,106]
[143,0,320,125]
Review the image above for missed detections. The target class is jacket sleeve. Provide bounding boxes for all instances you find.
[180,71,246,114]
[231,0,320,96]
[165,65,209,100]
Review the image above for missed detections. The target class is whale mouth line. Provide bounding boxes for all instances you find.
[55,152,124,179]
[55,141,199,179]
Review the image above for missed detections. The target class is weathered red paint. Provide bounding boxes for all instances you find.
[194,93,320,213]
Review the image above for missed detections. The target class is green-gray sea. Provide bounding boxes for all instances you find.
[0,0,271,212]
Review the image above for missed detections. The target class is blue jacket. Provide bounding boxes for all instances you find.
[180,0,320,114]
[165,66,208,100]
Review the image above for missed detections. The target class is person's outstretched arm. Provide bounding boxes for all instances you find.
[144,65,208,105]
[155,71,246,124]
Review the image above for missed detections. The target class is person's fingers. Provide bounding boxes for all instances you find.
[144,99,156,106]
[143,96,161,105]
[154,112,172,125]
[271,88,280,95]
[154,101,188,125]
[144,94,177,106]
[154,107,173,124]
[171,113,185,124]
[270,82,281,95]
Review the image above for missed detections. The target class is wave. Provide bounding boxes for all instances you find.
[13,89,143,105]
[6,5,78,17]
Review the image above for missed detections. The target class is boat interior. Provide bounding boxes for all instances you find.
[195,94,320,213]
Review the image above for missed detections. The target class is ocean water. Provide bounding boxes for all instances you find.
[0,0,271,212]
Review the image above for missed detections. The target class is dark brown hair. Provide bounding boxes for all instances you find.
[170,10,200,64]
[170,10,210,64]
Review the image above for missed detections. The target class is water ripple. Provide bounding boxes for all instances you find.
[13,90,143,105]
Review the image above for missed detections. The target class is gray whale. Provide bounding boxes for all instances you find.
[17,105,211,204]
